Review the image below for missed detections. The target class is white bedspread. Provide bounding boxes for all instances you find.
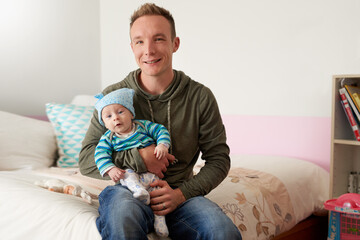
[0,170,102,240]
[0,155,329,240]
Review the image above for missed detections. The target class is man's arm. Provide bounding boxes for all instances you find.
[79,113,106,179]
[136,145,174,178]
[178,86,230,199]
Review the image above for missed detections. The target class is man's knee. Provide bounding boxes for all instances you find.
[169,196,242,240]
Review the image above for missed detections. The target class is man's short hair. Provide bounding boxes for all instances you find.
[130,3,176,39]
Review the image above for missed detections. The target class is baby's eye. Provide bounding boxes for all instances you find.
[106,114,112,118]
[118,111,123,114]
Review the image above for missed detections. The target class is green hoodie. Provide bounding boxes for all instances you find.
[79,69,230,199]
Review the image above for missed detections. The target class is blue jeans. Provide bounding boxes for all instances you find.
[96,184,242,240]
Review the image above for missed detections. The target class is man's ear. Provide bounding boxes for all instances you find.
[173,37,180,53]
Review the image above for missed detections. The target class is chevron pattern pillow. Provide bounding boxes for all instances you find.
[46,103,94,167]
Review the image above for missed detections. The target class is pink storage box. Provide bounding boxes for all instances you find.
[324,193,360,240]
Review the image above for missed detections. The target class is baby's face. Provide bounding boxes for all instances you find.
[102,104,133,134]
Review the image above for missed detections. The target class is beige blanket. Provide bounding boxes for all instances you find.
[206,167,295,240]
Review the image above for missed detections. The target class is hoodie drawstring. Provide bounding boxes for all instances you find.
[146,99,172,153]
[147,100,155,123]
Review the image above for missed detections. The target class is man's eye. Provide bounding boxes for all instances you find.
[136,40,143,44]
[155,38,163,41]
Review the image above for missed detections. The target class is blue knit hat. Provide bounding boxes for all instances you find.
[94,88,136,126]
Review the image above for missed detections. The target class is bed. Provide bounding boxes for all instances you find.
[0,96,330,240]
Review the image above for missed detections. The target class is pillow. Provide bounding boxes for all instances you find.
[46,103,94,167]
[0,111,57,170]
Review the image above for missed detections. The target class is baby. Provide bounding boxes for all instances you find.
[94,88,170,237]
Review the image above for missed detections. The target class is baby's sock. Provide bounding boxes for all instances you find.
[133,188,150,205]
[122,169,150,205]
[154,214,169,237]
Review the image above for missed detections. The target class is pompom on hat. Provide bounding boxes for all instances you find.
[94,88,136,126]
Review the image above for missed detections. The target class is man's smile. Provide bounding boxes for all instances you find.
[144,59,161,64]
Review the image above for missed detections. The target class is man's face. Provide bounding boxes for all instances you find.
[130,15,179,79]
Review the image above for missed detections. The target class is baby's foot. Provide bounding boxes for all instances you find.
[133,188,150,205]
[154,214,169,237]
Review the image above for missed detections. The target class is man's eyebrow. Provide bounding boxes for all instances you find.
[154,33,167,38]
[131,33,168,41]
[131,35,142,41]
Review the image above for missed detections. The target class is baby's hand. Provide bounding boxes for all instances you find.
[106,167,126,182]
[154,144,169,160]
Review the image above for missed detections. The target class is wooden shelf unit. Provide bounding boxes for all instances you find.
[330,74,360,198]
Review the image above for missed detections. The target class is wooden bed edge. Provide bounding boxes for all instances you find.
[273,214,328,240]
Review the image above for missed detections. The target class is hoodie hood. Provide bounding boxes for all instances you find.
[123,69,191,102]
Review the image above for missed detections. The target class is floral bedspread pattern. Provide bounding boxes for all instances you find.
[206,167,296,240]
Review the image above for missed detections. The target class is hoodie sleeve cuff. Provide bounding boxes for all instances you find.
[178,185,192,200]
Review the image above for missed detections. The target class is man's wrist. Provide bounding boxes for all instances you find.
[174,188,186,204]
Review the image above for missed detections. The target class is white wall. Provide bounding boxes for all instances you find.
[0,0,101,116]
[1,1,359,117]
[100,0,360,117]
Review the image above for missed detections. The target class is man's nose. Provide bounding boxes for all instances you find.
[145,41,155,55]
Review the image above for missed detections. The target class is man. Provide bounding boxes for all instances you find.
[79,3,242,240]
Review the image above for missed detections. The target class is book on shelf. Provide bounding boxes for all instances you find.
[354,93,360,107]
[341,87,360,122]
[345,85,360,113]
[339,88,360,141]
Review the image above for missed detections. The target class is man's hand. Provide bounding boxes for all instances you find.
[149,179,186,215]
[138,145,175,178]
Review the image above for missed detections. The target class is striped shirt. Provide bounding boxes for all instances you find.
[95,120,171,176]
